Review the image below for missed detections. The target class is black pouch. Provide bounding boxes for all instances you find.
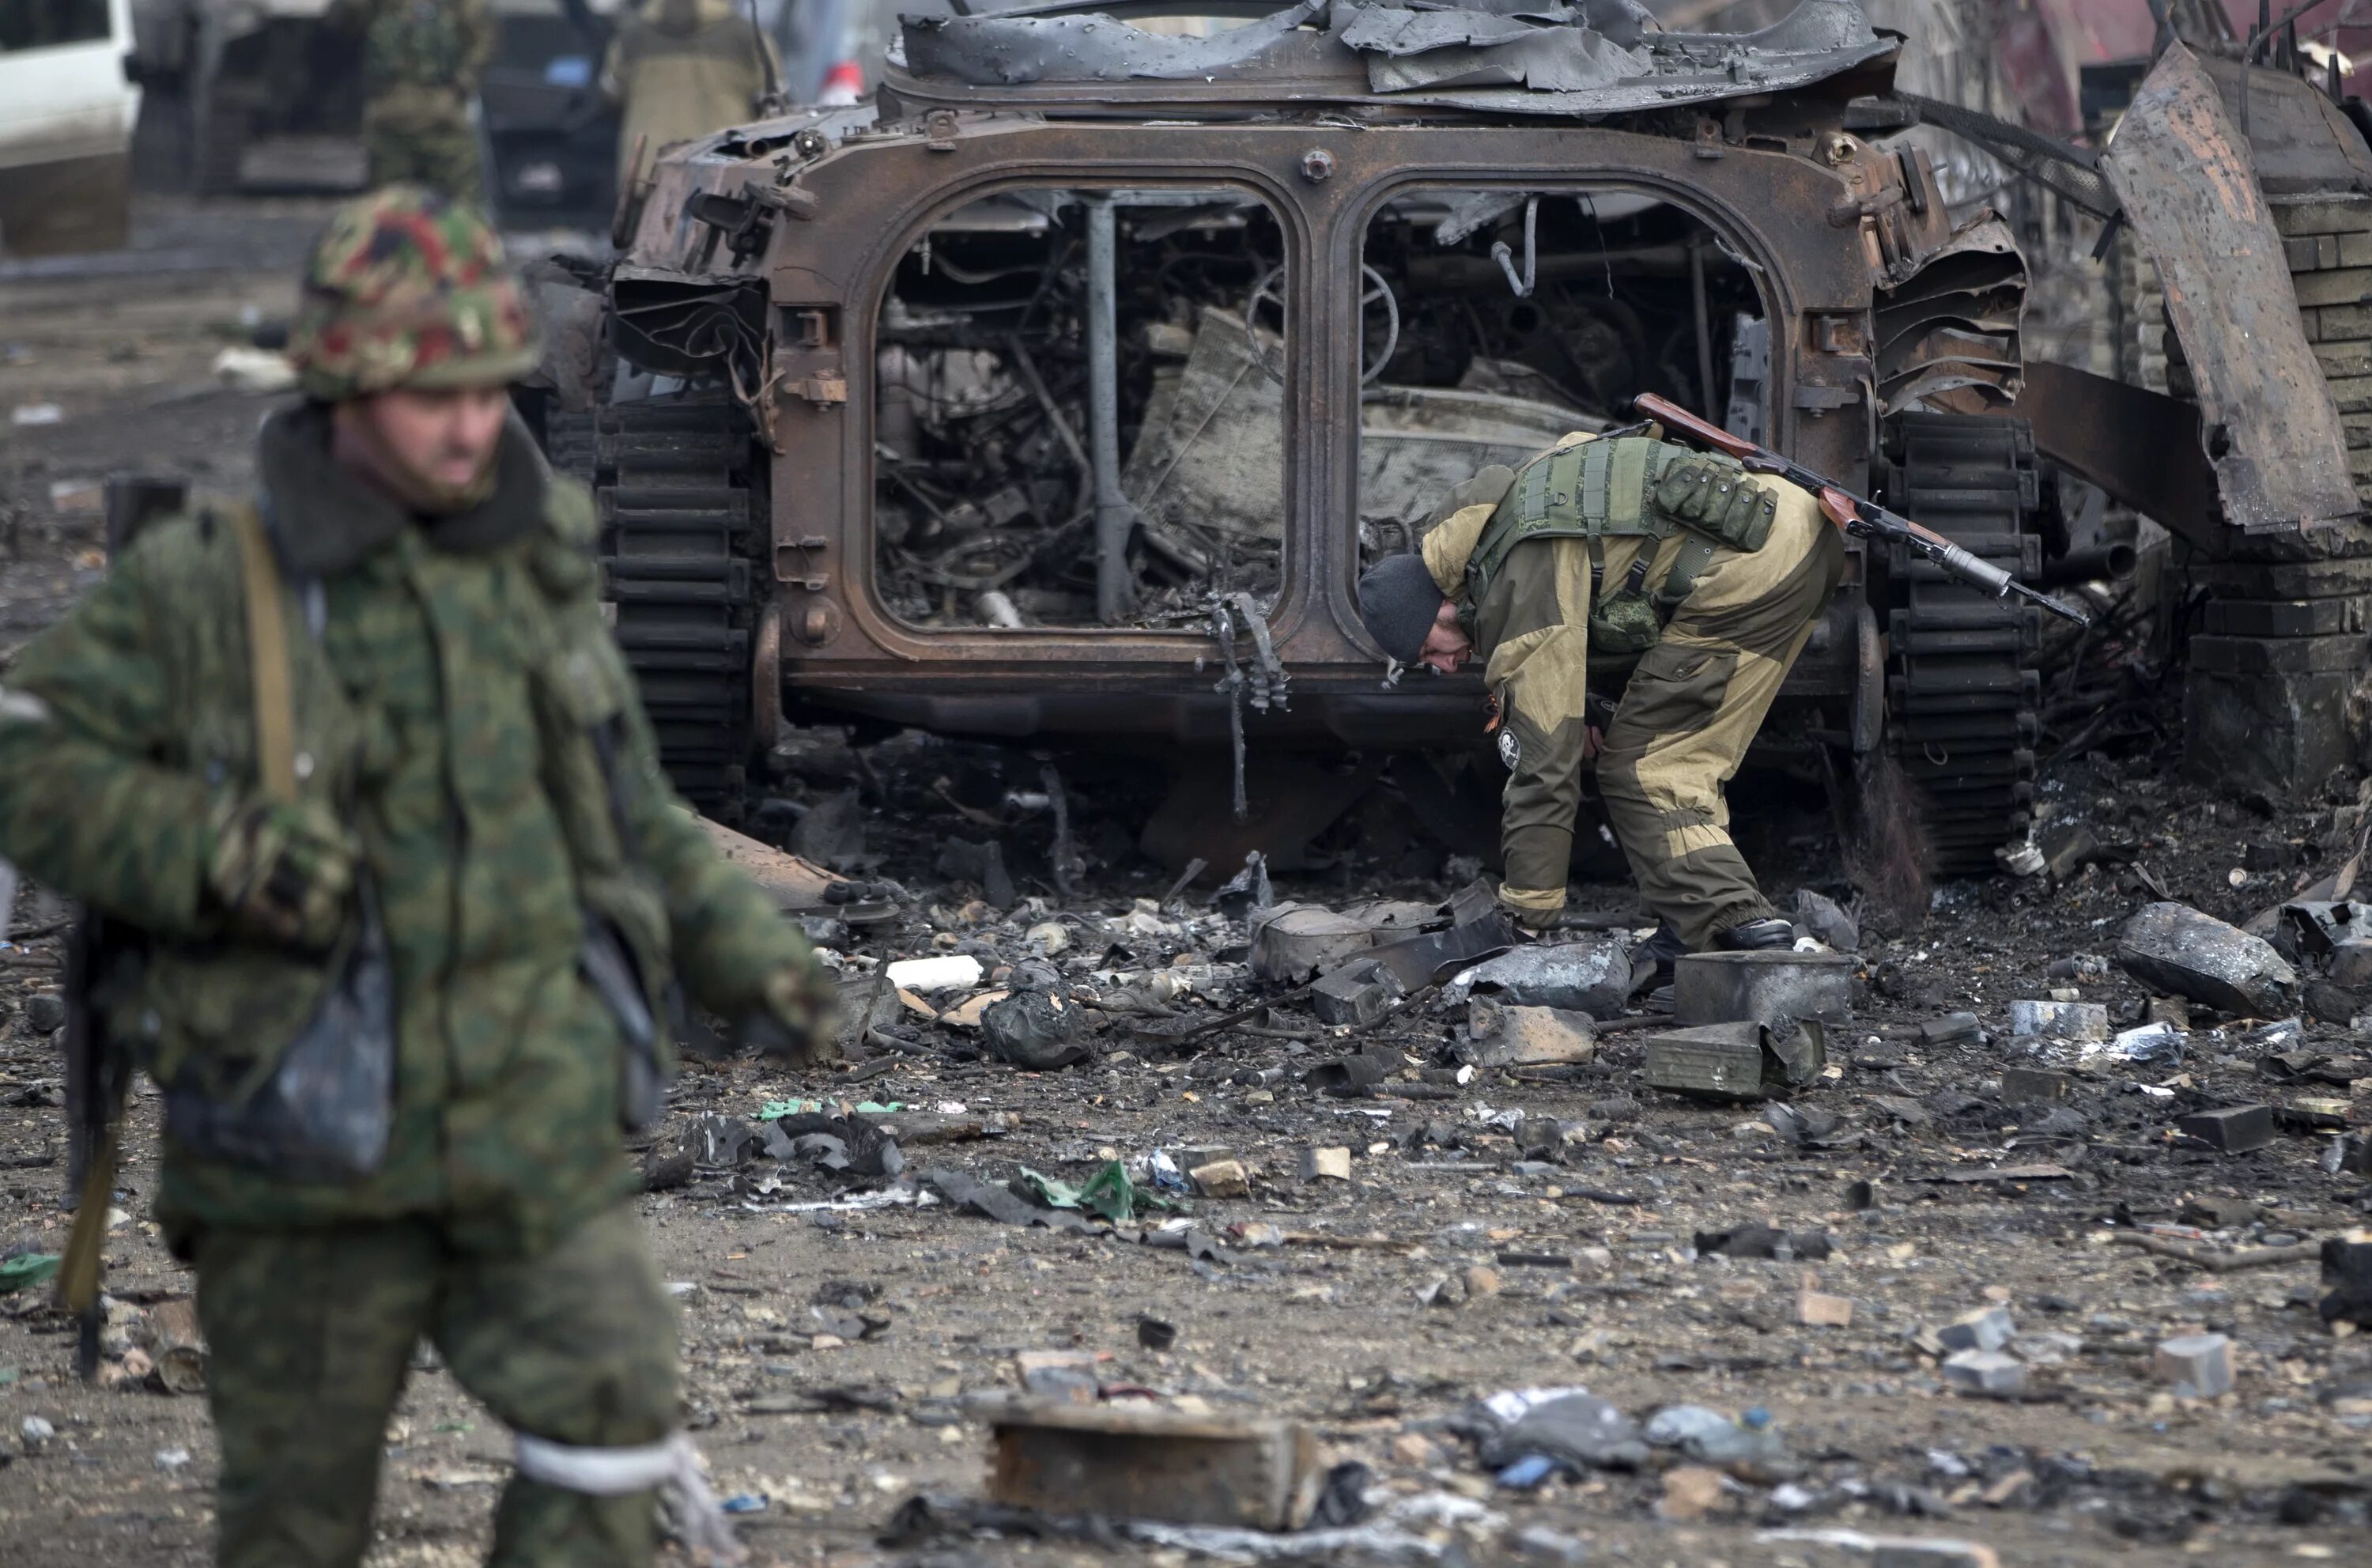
[164,893,395,1181]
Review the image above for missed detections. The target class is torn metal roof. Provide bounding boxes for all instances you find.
[890,0,1898,117]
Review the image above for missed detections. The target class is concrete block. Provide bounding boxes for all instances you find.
[1672,949,1854,1028]
[2153,1332,2234,1398]
[1299,1146,1351,1181]
[1190,1158,1250,1199]
[2283,265,2372,306]
[1941,1349,2026,1397]
[2007,999,2109,1041]
[2313,337,2372,377]
[1936,1305,2016,1354]
[2269,193,2372,235]
[2001,1067,2073,1102]
[1797,1290,1853,1328]
[1309,957,1403,1027]
[2192,555,2372,599]
[2174,1104,2276,1154]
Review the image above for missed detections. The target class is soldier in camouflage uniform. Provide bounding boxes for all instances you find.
[1359,427,1843,982]
[0,187,833,1567]
[334,0,494,206]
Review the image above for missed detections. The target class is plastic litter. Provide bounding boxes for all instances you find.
[0,1253,60,1294]
[885,954,984,992]
[2086,1021,2185,1064]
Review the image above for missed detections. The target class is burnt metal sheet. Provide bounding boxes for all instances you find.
[893,0,1895,119]
[1872,211,2026,414]
[2193,52,2372,198]
[2010,359,2223,552]
[901,1,1329,85]
[2101,43,2357,535]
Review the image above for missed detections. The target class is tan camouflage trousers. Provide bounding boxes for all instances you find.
[193,1203,678,1567]
[1595,514,1845,949]
[364,89,485,210]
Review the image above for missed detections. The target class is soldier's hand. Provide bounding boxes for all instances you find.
[744,960,840,1064]
[1655,457,1766,538]
[206,796,361,952]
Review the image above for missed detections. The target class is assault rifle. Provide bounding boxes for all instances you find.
[1634,393,2091,628]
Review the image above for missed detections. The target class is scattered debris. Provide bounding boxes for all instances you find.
[1644,1018,1826,1100]
[2006,999,2109,1041]
[1299,1146,1351,1182]
[1940,1350,2026,1398]
[1447,940,1630,1018]
[2153,1332,2234,1398]
[2174,1103,2276,1154]
[982,1401,1320,1530]
[2116,901,2301,1018]
[1673,950,1853,1027]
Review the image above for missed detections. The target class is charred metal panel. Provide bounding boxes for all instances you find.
[2011,360,2222,551]
[886,0,1894,121]
[2193,52,2372,198]
[2102,43,2357,535]
[1875,213,2026,414]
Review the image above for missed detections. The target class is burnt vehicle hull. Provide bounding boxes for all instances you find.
[582,2,2058,871]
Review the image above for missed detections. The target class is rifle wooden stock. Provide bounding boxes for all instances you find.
[1633,393,1754,460]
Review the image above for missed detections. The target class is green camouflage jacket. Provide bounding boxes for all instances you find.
[0,406,809,1255]
[338,0,494,97]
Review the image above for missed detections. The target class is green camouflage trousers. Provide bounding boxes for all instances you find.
[363,87,485,209]
[192,1203,678,1568]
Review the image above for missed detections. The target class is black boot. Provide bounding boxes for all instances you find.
[1716,916,1795,951]
[1627,920,1686,1006]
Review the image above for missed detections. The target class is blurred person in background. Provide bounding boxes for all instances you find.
[603,0,780,189]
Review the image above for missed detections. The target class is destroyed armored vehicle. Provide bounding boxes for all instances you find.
[549,0,2372,873]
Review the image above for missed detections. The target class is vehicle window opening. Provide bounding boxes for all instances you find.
[1353,185,1770,569]
[871,184,1290,631]
[0,0,111,51]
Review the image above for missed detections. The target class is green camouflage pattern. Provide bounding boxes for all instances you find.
[351,0,494,95]
[206,795,361,953]
[0,414,821,1255]
[363,88,487,208]
[196,1203,677,1566]
[288,184,533,402]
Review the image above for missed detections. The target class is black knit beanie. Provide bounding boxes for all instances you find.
[1357,554,1448,665]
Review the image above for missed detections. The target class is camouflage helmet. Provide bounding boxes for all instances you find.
[288,186,541,402]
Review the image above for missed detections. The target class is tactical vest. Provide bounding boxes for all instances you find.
[1463,436,1769,656]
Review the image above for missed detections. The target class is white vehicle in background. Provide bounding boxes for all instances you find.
[0,0,142,255]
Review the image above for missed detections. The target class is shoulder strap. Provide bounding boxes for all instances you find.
[226,506,298,803]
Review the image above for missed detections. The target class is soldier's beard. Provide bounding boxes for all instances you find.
[337,404,502,516]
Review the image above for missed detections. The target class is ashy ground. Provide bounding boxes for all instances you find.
[0,197,2367,1568]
